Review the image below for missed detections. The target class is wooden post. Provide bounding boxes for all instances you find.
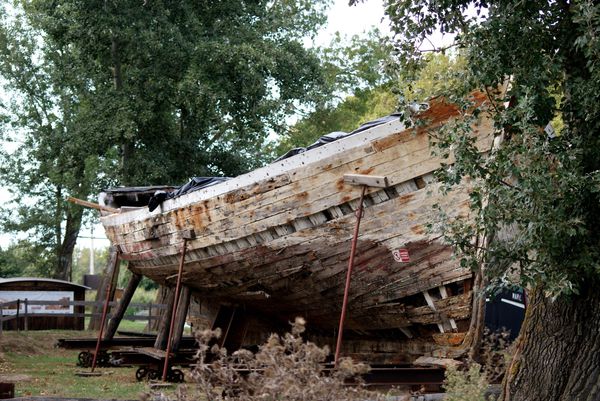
[148,304,152,330]
[23,299,28,331]
[89,246,120,330]
[170,286,191,352]
[15,300,20,332]
[148,285,170,332]
[104,272,142,340]
[0,307,3,336]
[91,251,120,372]
[162,239,189,382]
[154,288,175,350]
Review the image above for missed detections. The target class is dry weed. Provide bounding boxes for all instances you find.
[443,363,488,401]
[479,328,513,383]
[175,317,386,401]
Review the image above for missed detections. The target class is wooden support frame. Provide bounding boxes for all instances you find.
[400,327,413,339]
[104,271,142,341]
[91,251,120,372]
[438,285,458,331]
[154,288,175,350]
[170,286,191,352]
[162,239,189,382]
[423,290,445,334]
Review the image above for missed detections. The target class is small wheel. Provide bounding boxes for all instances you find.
[97,351,110,367]
[77,351,92,367]
[147,369,160,381]
[169,369,184,383]
[135,367,148,382]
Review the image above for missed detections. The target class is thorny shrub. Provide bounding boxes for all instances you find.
[175,317,386,401]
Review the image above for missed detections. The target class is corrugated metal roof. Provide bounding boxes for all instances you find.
[0,277,90,290]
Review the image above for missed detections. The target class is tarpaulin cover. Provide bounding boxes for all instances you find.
[274,113,402,161]
[148,177,230,212]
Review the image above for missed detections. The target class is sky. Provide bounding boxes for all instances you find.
[0,0,391,252]
[316,0,389,46]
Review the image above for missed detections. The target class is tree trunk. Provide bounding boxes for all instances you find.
[110,36,135,186]
[501,282,600,401]
[55,208,83,281]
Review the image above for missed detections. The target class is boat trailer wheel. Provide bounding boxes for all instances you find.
[97,350,110,367]
[146,369,160,381]
[135,367,148,381]
[136,367,184,383]
[167,368,185,383]
[77,351,92,367]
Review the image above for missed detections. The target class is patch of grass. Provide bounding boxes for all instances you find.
[0,331,180,399]
[116,319,150,333]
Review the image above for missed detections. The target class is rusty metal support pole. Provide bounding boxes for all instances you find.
[334,185,367,368]
[91,251,120,372]
[162,239,188,382]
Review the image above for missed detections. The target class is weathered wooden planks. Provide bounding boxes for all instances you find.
[98,95,496,363]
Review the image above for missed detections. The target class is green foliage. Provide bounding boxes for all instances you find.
[276,85,396,153]
[380,0,600,297]
[276,37,467,156]
[319,29,396,96]
[0,241,55,278]
[398,52,468,102]
[21,0,331,182]
[0,2,103,279]
[444,364,488,401]
[275,29,397,154]
[0,243,29,277]
[71,246,109,284]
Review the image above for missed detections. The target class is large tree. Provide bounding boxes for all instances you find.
[368,0,600,399]
[0,0,331,279]
[0,5,106,280]
[26,0,330,183]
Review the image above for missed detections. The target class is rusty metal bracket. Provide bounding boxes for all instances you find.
[334,174,388,368]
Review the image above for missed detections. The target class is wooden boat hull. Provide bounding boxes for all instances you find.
[100,95,494,363]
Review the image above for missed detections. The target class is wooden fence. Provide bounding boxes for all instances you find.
[0,299,167,333]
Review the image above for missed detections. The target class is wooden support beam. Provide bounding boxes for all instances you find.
[343,174,389,188]
[154,287,175,350]
[88,246,119,331]
[104,272,142,341]
[67,196,119,214]
[423,290,445,333]
[162,239,189,381]
[400,327,413,339]
[169,286,191,352]
[91,251,120,372]
[438,286,458,331]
